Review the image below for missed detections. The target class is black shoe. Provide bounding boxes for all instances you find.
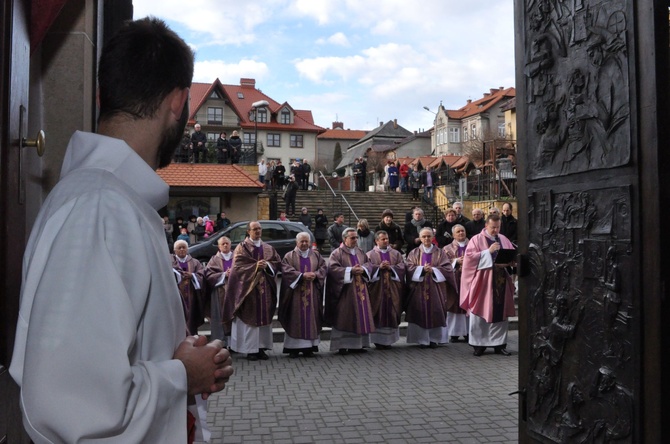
[258,350,270,360]
[336,348,349,355]
[246,354,259,361]
[473,346,485,357]
[419,344,429,349]
[288,351,299,359]
[349,348,368,353]
[495,347,511,356]
[429,342,438,349]
[463,335,469,343]
[303,351,316,358]
[374,343,391,350]
[450,336,460,343]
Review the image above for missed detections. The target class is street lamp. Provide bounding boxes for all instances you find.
[251,100,269,163]
[423,106,437,155]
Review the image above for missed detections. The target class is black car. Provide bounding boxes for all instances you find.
[187,220,315,264]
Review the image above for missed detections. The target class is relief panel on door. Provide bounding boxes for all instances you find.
[525,186,634,442]
[524,0,631,179]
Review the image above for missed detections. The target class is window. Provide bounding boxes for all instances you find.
[463,126,468,142]
[227,226,247,243]
[207,107,223,124]
[471,123,477,138]
[237,92,244,99]
[290,134,304,148]
[257,108,268,123]
[449,127,460,143]
[243,133,256,144]
[267,133,281,147]
[498,122,506,137]
[281,110,291,124]
[207,132,218,142]
[259,222,287,241]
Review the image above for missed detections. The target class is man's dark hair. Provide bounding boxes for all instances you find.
[486,214,501,223]
[98,17,194,122]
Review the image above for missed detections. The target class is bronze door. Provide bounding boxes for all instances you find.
[515,0,669,442]
[0,0,31,442]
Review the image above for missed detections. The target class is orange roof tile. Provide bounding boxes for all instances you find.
[318,128,368,140]
[428,155,463,169]
[446,87,516,120]
[188,79,324,133]
[157,163,263,189]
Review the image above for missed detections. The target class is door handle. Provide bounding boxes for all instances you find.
[21,129,46,157]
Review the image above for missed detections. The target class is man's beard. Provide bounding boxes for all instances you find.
[156,100,189,169]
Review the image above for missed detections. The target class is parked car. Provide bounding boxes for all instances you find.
[187,220,316,264]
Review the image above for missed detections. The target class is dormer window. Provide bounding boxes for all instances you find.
[237,92,244,99]
[257,107,268,123]
[281,109,291,124]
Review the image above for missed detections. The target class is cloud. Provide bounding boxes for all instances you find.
[327,32,350,46]
[193,59,270,84]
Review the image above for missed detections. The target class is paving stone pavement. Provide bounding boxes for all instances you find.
[199,331,519,444]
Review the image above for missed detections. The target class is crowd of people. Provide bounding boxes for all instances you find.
[352,158,442,203]
[172,201,518,364]
[174,127,244,164]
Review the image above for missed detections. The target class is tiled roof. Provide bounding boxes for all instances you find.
[411,156,437,168]
[157,163,263,189]
[188,79,324,133]
[428,155,463,169]
[318,129,368,140]
[446,87,516,120]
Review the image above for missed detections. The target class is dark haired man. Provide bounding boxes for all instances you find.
[9,18,232,442]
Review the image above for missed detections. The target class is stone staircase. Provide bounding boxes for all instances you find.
[287,189,441,238]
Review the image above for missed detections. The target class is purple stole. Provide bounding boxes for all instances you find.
[223,258,233,272]
[254,244,270,325]
[485,237,506,322]
[298,255,313,336]
[349,252,373,334]
[457,245,466,258]
[176,260,192,321]
[420,251,434,327]
[378,250,394,326]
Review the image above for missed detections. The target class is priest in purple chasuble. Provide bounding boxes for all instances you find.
[171,240,205,335]
[279,232,327,358]
[460,214,516,357]
[222,221,281,361]
[405,227,458,348]
[366,230,406,349]
[325,227,375,354]
[204,236,234,343]
[443,224,470,343]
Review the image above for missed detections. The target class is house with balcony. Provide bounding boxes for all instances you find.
[187,78,324,166]
[427,87,516,156]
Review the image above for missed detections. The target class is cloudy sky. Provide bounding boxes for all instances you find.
[132,0,516,132]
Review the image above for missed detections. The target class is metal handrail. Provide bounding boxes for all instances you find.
[318,171,337,197]
[318,171,359,223]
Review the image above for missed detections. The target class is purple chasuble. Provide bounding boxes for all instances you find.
[421,252,432,266]
[380,251,391,262]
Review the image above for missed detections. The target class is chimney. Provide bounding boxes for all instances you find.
[332,121,344,129]
[379,121,384,127]
[393,119,398,129]
[240,78,256,88]
[490,88,497,94]
[483,93,490,97]
[467,99,472,104]
[500,86,504,90]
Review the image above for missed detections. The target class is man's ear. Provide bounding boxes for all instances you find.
[169,87,189,120]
